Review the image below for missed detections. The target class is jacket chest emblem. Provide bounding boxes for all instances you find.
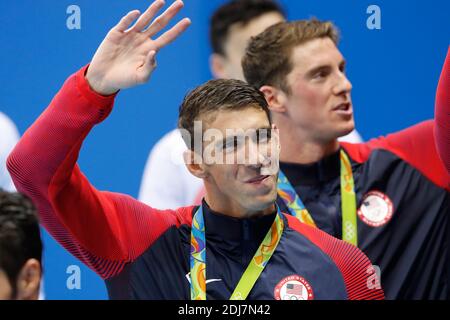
[358,190,394,227]
[274,275,314,300]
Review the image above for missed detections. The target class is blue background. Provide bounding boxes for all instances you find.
[0,0,448,299]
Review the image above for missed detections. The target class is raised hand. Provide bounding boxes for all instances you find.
[86,0,191,95]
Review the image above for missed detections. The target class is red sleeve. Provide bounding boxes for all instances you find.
[341,49,450,192]
[342,121,450,192]
[285,214,385,300]
[7,65,192,279]
[435,46,450,175]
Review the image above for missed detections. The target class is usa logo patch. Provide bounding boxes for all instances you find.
[274,275,314,300]
[358,191,394,227]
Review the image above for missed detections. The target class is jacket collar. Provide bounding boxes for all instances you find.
[280,148,341,185]
[200,200,277,250]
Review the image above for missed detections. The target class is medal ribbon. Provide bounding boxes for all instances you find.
[277,149,357,245]
[190,206,284,300]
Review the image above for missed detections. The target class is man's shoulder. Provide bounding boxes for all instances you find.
[341,121,450,191]
[283,213,368,265]
[173,205,197,226]
[283,213,385,300]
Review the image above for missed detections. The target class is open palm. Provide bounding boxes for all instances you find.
[86,0,191,95]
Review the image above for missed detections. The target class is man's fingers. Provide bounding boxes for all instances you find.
[145,0,185,37]
[133,0,166,32]
[154,18,191,50]
[115,10,141,32]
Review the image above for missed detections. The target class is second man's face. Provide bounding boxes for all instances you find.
[283,37,355,142]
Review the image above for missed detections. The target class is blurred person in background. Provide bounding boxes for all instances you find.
[0,112,20,192]
[0,190,42,300]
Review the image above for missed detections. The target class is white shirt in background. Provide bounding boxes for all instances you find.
[139,129,203,208]
[0,112,20,192]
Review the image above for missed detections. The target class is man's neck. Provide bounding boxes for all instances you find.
[280,138,339,164]
[278,124,339,165]
[203,192,276,219]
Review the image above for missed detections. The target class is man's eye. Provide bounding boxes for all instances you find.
[257,130,272,143]
[224,142,235,151]
[313,71,327,79]
[224,138,241,151]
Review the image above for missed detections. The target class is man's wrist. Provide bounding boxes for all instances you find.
[85,67,119,96]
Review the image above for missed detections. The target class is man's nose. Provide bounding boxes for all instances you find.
[333,73,352,96]
[258,150,271,167]
[241,139,264,167]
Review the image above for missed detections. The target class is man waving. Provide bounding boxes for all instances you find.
[7,1,383,300]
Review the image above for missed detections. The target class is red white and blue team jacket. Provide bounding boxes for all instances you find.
[7,66,384,300]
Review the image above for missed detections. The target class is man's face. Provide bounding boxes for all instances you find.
[0,269,12,300]
[201,107,279,214]
[282,37,354,142]
[218,12,285,80]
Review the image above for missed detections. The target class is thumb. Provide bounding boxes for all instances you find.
[137,50,157,83]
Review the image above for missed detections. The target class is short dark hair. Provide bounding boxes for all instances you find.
[0,190,42,288]
[178,79,271,150]
[243,19,340,93]
[210,0,285,56]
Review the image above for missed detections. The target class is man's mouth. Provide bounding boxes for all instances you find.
[332,102,353,115]
[245,175,270,184]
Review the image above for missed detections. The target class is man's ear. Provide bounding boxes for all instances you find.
[183,150,208,179]
[260,85,288,113]
[210,53,227,79]
[15,259,41,300]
